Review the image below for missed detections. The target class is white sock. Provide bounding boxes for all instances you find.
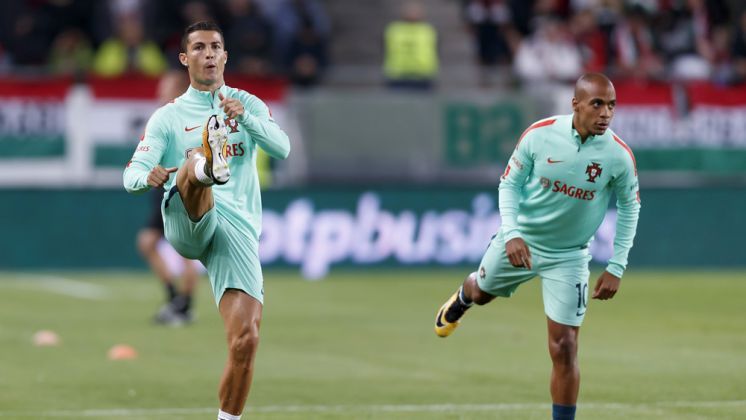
[194,157,214,185]
[217,409,241,420]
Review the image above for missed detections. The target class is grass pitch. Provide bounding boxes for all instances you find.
[0,269,744,419]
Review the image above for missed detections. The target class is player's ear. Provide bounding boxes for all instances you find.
[179,52,188,67]
[571,97,579,113]
[224,51,228,64]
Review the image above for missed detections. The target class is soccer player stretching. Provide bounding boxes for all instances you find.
[123,22,290,420]
[435,73,640,420]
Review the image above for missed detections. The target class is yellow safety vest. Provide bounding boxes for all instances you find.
[384,22,438,79]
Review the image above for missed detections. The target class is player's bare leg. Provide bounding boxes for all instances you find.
[175,147,216,221]
[435,272,496,337]
[547,318,579,419]
[462,272,496,305]
[217,289,262,416]
[137,228,174,287]
[181,258,199,295]
[162,257,200,324]
[137,227,186,324]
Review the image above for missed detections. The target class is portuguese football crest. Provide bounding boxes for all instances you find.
[224,117,240,133]
[585,162,602,183]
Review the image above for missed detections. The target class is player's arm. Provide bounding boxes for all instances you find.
[123,108,171,194]
[594,143,641,299]
[219,91,291,160]
[498,129,536,269]
[607,146,641,278]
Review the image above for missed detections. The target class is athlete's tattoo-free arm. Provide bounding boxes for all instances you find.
[606,151,641,278]
[123,107,171,194]
[229,92,291,160]
[499,131,536,269]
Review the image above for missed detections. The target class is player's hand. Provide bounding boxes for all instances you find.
[218,92,244,119]
[592,271,621,300]
[147,165,177,188]
[505,238,532,270]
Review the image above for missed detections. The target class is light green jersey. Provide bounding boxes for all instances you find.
[123,84,290,240]
[499,114,640,278]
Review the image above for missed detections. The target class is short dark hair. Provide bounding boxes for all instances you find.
[181,21,224,52]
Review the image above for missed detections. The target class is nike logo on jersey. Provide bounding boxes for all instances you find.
[547,158,563,163]
[184,125,200,132]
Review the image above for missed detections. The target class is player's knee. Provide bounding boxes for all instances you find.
[548,334,578,367]
[136,230,157,255]
[465,273,494,305]
[228,322,260,363]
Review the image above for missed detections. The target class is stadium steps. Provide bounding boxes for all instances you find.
[324,0,478,89]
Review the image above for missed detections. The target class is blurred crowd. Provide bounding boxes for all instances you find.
[459,0,746,86]
[5,0,746,90]
[0,0,330,87]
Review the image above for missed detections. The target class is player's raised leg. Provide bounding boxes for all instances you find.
[217,290,262,418]
[547,319,580,420]
[434,272,495,337]
[175,115,229,221]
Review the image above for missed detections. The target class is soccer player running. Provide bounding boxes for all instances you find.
[137,70,200,326]
[123,22,290,420]
[434,73,640,420]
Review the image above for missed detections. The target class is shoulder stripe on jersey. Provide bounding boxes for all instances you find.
[516,118,557,147]
[612,134,637,176]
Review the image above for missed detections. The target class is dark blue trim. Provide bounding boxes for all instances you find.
[164,186,179,209]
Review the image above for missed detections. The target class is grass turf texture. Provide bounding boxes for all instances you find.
[0,269,744,419]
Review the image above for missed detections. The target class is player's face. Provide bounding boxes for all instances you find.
[573,83,616,136]
[180,30,227,88]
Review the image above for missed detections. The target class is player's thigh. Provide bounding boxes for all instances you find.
[162,186,217,259]
[476,234,537,297]
[539,254,592,327]
[203,221,264,307]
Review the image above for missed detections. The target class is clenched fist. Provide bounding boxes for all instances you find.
[147,165,178,188]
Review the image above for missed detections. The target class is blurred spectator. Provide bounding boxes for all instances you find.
[224,0,274,77]
[571,8,609,73]
[0,43,10,74]
[464,0,519,86]
[383,1,439,90]
[656,0,712,80]
[181,0,220,24]
[91,0,145,45]
[273,0,330,69]
[39,0,96,40]
[48,28,94,77]
[92,12,168,77]
[708,24,735,84]
[732,10,746,83]
[286,16,328,87]
[513,15,582,84]
[4,7,51,67]
[610,5,664,80]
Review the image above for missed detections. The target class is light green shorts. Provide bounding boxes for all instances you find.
[162,187,264,306]
[476,232,591,327]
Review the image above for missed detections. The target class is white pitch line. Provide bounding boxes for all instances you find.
[1,275,108,300]
[1,400,744,417]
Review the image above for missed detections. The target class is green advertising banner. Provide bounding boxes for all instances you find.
[0,188,743,275]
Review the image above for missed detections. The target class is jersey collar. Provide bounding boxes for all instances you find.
[185,84,227,107]
[568,114,599,146]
